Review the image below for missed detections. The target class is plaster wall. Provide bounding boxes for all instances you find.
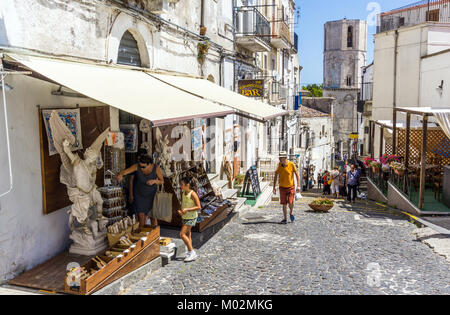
[0,74,104,283]
[372,23,450,122]
[420,50,450,108]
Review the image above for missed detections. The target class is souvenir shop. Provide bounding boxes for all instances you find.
[3,52,285,295]
[3,53,235,295]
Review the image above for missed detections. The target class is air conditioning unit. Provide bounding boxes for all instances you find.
[149,0,169,14]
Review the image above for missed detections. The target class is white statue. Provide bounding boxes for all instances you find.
[49,111,110,255]
[154,127,172,176]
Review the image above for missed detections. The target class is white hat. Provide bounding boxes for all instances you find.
[279,151,288,158]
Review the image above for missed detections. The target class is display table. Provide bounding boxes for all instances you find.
[159,162,232,232]
[443,166,450,208]
[9,226,160,295]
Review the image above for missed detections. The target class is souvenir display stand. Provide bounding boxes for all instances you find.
[159,161,231,232]
[65,226,160,295]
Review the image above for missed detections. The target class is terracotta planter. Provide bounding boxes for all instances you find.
[309,203,333,212]
[200,26,207,35]
[395,169,405,176]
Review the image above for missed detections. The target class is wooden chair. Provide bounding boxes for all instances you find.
[433,171,443,201]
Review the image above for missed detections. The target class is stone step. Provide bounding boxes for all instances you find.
[207,173,219,182]
[222,188,238,199]
[253,182,274,208]
[216,180,229,190]
[235,197,247,211]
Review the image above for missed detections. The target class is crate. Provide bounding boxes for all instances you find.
[65,226,160,295]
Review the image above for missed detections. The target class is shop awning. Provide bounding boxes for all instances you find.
[6,54,235,126]
[149,73,287,122]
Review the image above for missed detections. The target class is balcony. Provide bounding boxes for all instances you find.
[271,81,287,102]
[271,21,292,49]
[235,7,271,52]
[289,32,298,54]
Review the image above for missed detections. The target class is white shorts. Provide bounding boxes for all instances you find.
[330,181,340,194]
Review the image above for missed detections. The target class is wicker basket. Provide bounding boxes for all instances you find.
[308,203,334,212]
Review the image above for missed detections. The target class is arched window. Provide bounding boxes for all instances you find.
[118,30,142,67]
[347,26,353,48]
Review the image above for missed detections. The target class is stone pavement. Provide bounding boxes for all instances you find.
[123,192,450,295]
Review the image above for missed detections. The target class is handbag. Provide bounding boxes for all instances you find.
[152,185,173,222]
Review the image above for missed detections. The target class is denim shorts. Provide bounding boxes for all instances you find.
[182,218,198,227]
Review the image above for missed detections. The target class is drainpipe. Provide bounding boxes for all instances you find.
[393,29,399,111]
[0,63,13,198]
[200,0,205,29]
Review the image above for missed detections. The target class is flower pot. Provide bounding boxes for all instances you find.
[372,166,379,173]
[200,26,207,36]
[395,169,405,176]
[309,203,333,212]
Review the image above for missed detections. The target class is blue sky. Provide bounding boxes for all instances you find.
[295,0,415,85]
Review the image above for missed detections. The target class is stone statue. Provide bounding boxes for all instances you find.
[154,127,172,176]
[49,111,110,255]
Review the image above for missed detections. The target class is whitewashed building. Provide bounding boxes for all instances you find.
[297,106,333,180]
[0,0,294,284]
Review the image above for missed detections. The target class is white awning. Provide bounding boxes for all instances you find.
[396,107,450,139]
[149,73,287,122]
[7,53,235,126]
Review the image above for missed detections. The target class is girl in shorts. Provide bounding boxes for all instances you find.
[178,176,201,262]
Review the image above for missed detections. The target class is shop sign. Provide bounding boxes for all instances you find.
[238,80,264,98]
[349,133,359,140]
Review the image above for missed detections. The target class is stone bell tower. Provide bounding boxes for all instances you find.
[323,19,367,158]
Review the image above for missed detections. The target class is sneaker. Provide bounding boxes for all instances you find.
[290,214,295,222]
[184,251,198,262]
[280,219,287,225]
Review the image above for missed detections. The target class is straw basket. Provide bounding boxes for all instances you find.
[308,203,333,212]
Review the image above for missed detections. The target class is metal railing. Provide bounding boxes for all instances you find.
[377,0,450,33]
[235,6,271,46]
[293,32,298,52]
[367,167,389,196]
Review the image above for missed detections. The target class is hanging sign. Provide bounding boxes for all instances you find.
[238,80,264,98]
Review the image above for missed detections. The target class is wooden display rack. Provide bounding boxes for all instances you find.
[159,162,230,232]
[64,226,160,295]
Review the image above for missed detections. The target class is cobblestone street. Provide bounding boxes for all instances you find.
[124,193,450,295]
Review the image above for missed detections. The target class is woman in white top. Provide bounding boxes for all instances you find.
[330,166,341,199]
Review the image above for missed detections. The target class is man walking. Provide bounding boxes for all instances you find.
[273,152,301,224]
[346,164,360,203]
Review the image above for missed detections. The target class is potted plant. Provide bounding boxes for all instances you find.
[309,198,334,212]
[390,161,406,176]
[370,161,381,173]
[363,156,376,168]
[197,40,210,65]
[379,154,400,166]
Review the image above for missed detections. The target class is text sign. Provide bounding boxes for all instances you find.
[238,80,264,98]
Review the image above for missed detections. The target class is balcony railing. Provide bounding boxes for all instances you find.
[294,32,298,51]
[377,0,450,33]
[235,6,271,46]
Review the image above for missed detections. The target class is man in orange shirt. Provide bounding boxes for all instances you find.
[273,152,301,224]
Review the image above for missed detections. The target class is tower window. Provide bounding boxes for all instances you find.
[347,76,352,86]
[347,26,353,48]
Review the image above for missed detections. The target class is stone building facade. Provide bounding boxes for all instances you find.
[323,19,367,158]
[0,0,302,283]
